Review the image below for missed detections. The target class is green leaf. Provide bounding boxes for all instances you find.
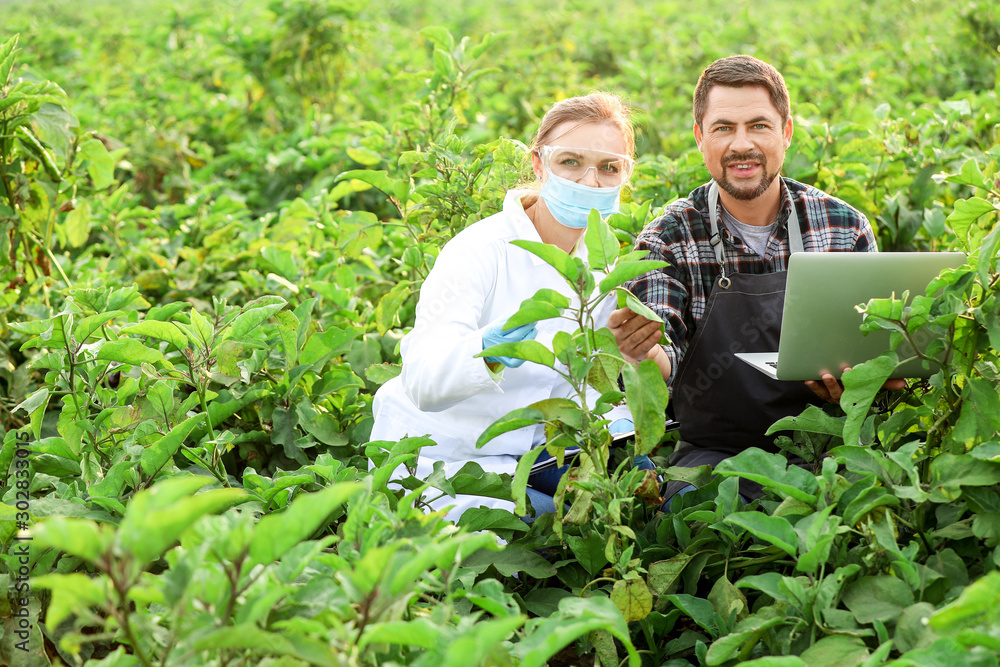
[798,636,870,667]
[584,210,620,272]
[458,508,529,538]
[840,352,898,446]
[514,597,639,667]
[140,414,206,476]
[510,239,580,282]
[476,407,544,448]
[504,288,569,329]
[0,34,19,85]
[30,573,108,629]
[374,282,411,336]
[462,545,556,579]
[477,340,555,368]
[63,199,91,247]
[648,553,692,596]
[945,159,990,191]
[949,197,996,249]
[663,593,723,637]
[249,483,360,566]
[119,320,188,351]
[193,626,342,665]
[599,259,668,294]
[566,531,609,576]
[930,571,1000,633]
[365,362,401,385]
[611,578,653,622]
[336,169,410,204]
[766,404,845,438]
[724,512,798,558]
[950,378,1000,449]
[622,359,670,455]
[841,575,915,623]
[77,138,118,189]
[96,338,167,366]
[74,310,124,344]
[223,295,287,342]
[358,617,442,649]
[614,287,664,324]
[32,517,112,564]
[118,476,247,565]
[715,448,818,503]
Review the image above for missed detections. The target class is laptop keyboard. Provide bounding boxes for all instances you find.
[766,361,779,369]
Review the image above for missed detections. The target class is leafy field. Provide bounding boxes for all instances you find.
[1,0,999,665]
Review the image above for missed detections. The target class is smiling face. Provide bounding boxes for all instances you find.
[693,85,793,203]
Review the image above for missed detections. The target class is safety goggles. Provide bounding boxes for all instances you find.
[539,145,634,187]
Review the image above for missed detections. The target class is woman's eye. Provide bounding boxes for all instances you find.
[559,158,579,167]
[600,163,620,174]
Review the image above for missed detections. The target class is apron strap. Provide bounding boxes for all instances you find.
[707,181,805,289]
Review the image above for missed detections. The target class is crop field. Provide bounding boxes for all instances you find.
[0,0,999,665]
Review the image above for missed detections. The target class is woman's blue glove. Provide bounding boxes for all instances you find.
[482,316,538,368]
[609,418,634,435]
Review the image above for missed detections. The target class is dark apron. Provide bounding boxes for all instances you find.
[665,182,821,500]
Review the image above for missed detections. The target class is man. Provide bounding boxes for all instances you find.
[609,55,897,497]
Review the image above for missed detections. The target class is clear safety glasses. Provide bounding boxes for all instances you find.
[539,145,634,187]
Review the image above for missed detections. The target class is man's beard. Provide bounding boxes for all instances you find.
[718,150,778,201]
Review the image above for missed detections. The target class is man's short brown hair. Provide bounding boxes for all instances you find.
[692,55,790,127]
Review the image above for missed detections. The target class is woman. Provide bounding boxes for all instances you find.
[370,93,653,521]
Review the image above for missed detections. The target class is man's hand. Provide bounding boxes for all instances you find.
[805,371,906,405]
[608,307,662,364]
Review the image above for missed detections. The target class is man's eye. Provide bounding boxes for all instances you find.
[753,123,768,130]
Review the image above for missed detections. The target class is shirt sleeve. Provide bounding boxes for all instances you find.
[854,212,878,252]
[626,218,690,385]
[400,240,505,412]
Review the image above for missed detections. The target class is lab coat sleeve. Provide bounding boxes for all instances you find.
[401,239,505,412]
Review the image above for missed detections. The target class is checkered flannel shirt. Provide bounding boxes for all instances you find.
[626,178,877,384]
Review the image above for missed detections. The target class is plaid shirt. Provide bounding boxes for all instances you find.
[627,178,876,384]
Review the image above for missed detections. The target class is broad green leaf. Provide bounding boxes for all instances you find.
[223,295,287,342]
[930,571,1000,633]
[477,340,555,368]
[611,578,653,622]
[510,239,580,282]
[587,327,625,394]
[30,573,108,629]
[599,260,668,294]
[73,309,123,344]
[842,575,915,623]
[140,414,206,476]
[438,616,525,667]
[614,286,663,323]
[648,553,692,596]
[663,593,722,637]
[724,512,798,558]
[930,454,1000,496]
[948,197,996,249]
[249,483,360,566]
[512,445,546,516]
[119,320,188,350]
[766,404,845,438]
[374,280,411,335]
[476,407,544,448]
[96,338,168,366]
[798,635,869,667]
[514,596,639,667]
[584,210,620,271]
[0,34,18,84]
[192,626,341,664]
[566,532,609,576]
[31,517,112,564]
[358,617,442,649]
[715,448,818,503]
[63,200,91,247]
[734,659,804,667]
[458,507,529,537]
[336,169,410,204]
[949,378,1000,448]
[77,138,118,189]
[735,572,790,604]
[365,362,401,385]
[504,288,569,329]
[461,545,556,579]
[708,575,748,623]
[840,352,898,447]
[622,359,670,455]
[119,476,247,565]
[945,159,990,191]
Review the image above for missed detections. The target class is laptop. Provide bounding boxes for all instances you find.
[735,252,965,380]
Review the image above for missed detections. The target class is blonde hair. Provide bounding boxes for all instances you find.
[519,92,635,207]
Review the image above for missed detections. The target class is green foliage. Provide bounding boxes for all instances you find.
[0,0,998,664]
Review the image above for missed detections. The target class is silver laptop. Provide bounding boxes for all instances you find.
[735,252,965,380]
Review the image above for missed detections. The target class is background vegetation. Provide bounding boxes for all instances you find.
[1,0,999,665]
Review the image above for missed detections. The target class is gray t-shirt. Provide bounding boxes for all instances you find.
[720,205,777,258]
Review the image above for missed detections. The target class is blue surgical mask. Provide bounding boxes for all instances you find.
[540,171,622,229]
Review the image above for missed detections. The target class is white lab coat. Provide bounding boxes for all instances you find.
[370,190,619,521]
